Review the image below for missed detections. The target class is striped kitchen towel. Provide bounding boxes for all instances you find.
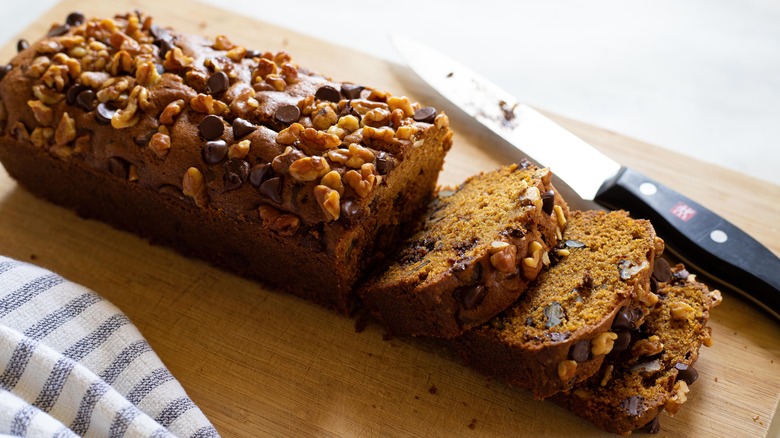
[0,256,219,437]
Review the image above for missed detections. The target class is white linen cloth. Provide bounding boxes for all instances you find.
[0,256,218,437]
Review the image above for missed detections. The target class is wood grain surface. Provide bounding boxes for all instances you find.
[1,1,779,436]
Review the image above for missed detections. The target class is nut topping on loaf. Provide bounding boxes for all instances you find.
[0,11,453,311]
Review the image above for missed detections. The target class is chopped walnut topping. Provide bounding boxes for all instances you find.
[344,143,375,169]
[363,108,391,127]
[80,71,111,89]
[12,122,29,142]
[362,126,395,143]
[36,40,62,55]
[395,125,418,140]
[314,185,340,221]
[73,134,91,156]
[387,96,414,118]
[299,128,341,154]
[190,94,228,115]
[51,53,81,80]
[288,156,331,182]
[258,205,300,237]
[182,167,208,208]
[664,381,689,416]
[336,115,360,133]
[226,46,246,62]
[490,243,518,273]
[554,204,567,227]
[27,56,51,79]
[252,58,278,83]
[367,89,388,102]
[32,84,64,105]
[163,47,194,71]
[632,335,664,357]
[42,64,69,92]
[280,63,298,84]
[669,301,695,321]
[312,105,338,130]
[591,332,618,356]
[30,127,54,148]
[54,112,76,146]
[637,282,660,307]
[213,34,235,51]
[136,86,152,111]
[136,61,161,87]
[520,186,543,211]
[600,364,614,387]
[654,237,665,257]
[271,146,305,174]
[276,123,305,145]
[228,140,251,160]
[159,99,185,125]
[264,74,286,91]
[708,289,723,308]
[522,241,544,279]
[96,77,131,104]
[111,86,143,129]
[27,100,54,126]
[558,360,578,382]
[434,113,450,129]
[344,163,377,198]
[109,50,133,76]
[320,170,344,195]
[148,132,171,158]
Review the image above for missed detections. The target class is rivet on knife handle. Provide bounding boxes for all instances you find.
[596,167,780,319]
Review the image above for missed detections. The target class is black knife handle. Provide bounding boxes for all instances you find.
[595,167,780,319]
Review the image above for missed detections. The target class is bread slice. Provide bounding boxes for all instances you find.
[453,210,661,398]
[360,163,568,338]
[552,265,720,434]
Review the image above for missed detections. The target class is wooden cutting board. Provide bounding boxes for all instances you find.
[2,1,779,436]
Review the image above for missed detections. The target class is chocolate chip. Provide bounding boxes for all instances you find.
[232,118,257,139]
[245,49,263,58]
[150,24,168,41]
[249,163,273,187]
[456,285,487,310]
[259,177,283,203]
[76,90,96,111]
[155,63,165,75]
[413,107,437,123]
[650,277,659,294]
[158,39,175,58]
[546,332,570,342]
[66,12,85,26]
[340,200,361,223]
[652,258,673,282]
[48,24,70,37]
[674,363,699,385]
[612,330,632,353]
[134,133,152,146]
[274,104,301,125]
[202,140,228,164]
[673,268,690,282]
[612,306,643,330]
[543,301,566,328]
[375,151,393,175]
[95,103,116,124]
[0,65,11,80]
[621,395,644,416]
[199,115,224,140]
[340,83,365,100]
[66,84,88,105]
[108,157,129,179]
[223,159,250,191]
[206,71,229,94]
[314,85,340,103]
[569,340,590,362]
[17,39,29,53]
[642,416,661,434]
[541,190,555,215]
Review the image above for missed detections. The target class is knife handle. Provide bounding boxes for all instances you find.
[595,167,780,319]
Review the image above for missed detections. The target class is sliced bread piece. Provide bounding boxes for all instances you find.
[552,265,721,434]
[453,210,661,398]
[360,163,568,338]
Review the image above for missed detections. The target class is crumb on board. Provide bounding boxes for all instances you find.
[468,418,477,430]
[429,384,438,395]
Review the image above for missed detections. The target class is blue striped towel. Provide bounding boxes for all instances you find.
[0,256,218,437]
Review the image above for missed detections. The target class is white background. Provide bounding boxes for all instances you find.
[2,0,778,186]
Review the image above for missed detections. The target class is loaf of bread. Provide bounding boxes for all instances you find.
[453,210,661,398]
[0,11,453,312]
[360,163,568,338]
[552,264,720,434]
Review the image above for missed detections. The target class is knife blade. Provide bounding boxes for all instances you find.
[392,35,780,320]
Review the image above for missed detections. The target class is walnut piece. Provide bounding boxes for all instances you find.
[136,61,161,87]
[182,167,208,208]
[320,170,344,195]
[27,100,54,126]
[148,132,171,158]
[190,94,228,115]
[228,140,251,160]
[490,243,517,273]
[664,381,689,416]
[343,163,377,198]
[632,335,664,357]
[111,86,142,129]
[159,99,185,125]
[276,123,305,145]
[522,241,544,279]
[557,360,578,382]
[30,127,54,148]
[669,301,695,321]
[314,185,340,221]
[591,332,618,356]
[387,96,414,117]
[288,156,331,182]
[54,112,76,146]
[299,128,341,154]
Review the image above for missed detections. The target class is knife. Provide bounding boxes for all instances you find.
[391,35,780,320]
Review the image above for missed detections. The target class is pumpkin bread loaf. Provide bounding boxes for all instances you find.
[553,264,721,434]
[454,210,662,398]
[360,163,568,338]
[0,12,453,312]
